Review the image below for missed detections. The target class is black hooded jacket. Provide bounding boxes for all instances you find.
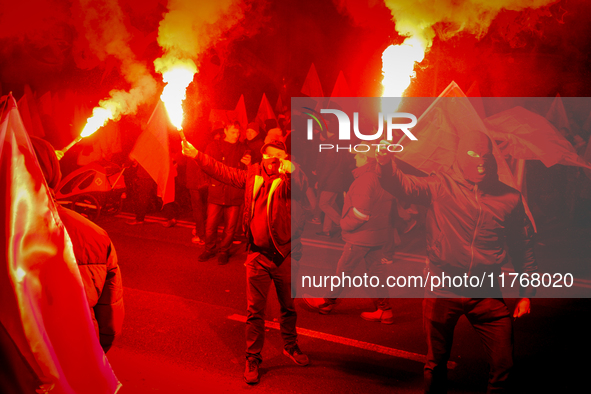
[378,160,537,297]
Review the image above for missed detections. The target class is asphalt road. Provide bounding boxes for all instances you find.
[97,213,591,393]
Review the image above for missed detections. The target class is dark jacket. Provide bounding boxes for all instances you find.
[378,161,537,297]
[204,140,247,206]
[57,205,124,352]
[246,133,265,164]
[340,161,394,247]
[193,151,309,261]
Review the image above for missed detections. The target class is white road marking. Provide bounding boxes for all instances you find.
[227,313,457,369]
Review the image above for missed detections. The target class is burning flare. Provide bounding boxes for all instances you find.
[81,107,114,137]
[61,105,115,157]
[159,62,197,130]
[381,37,426,98]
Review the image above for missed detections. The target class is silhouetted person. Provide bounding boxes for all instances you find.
[304,148,395,323]
[377,131,537,394]
[198,124,248,265]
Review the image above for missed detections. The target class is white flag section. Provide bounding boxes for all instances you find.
[0,95,120,393]
[396,82,536,230]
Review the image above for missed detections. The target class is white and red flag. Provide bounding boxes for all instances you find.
[0,94,120,393]
[130,101,176,205]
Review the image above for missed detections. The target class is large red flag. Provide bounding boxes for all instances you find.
[130,101,176,205]
[301,63,324,97]
[0,94,120,393]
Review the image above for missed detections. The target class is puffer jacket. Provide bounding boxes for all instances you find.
[340,161,394,247]
[204,140,247,206]
[57,205,124,352]
[378,160,537,297]
[193,151,309,261]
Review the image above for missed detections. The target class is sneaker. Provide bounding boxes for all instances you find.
[283,344,309,366]
[217,252,229,265]
[191,236,204,245]
[360,309,395,325]
[126,219,144,225]
[302,295,333,315]
[162,219,177,228]
[243,357,260,384]
[198,250,216,262]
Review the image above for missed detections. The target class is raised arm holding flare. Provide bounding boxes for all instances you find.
[182,138,309,385]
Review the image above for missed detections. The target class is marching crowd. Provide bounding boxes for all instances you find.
[17,107,591,393]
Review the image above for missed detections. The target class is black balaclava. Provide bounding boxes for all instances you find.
[456,131,496,184]
[262,157,281,176]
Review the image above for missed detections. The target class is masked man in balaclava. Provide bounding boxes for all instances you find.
[182,138,310,385]
[377,131,537,394]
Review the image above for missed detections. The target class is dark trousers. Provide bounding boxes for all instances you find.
[204,203,241,254]
[324,243,390,310]
[246,253,297,362]
[190,188,208,238]
[162,202,178,221]
[423,297,513,394]
[135,177,156,222]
